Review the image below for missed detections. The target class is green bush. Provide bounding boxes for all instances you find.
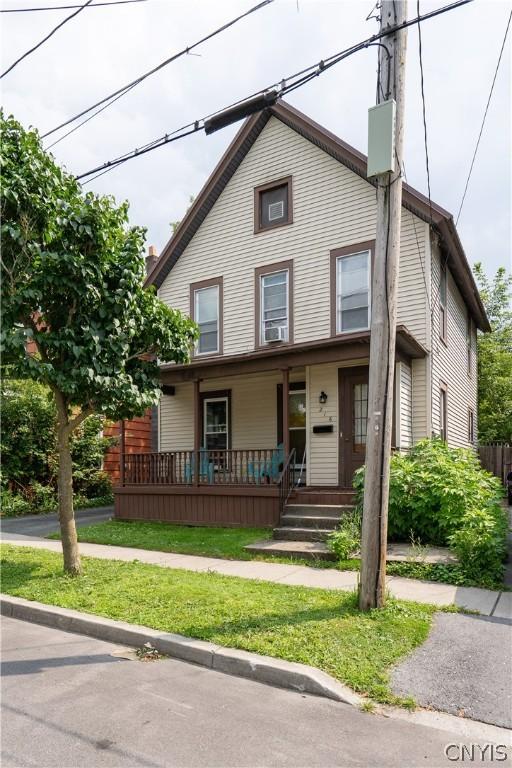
[1,379,114,515]
[327,509,362,561]
[353,438,507,583]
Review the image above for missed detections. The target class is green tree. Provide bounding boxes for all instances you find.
[1,113,197,574]
[473,263,512,443]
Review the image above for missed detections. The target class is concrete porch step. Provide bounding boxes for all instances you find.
[284,504,354,517]
[281,514,341,529]
[245,539,335,561]
[273,527,333,542]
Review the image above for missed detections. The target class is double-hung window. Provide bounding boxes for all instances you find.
[191,278,222,356]
[335,249,371,333]
[261,270,289,343]
[439,383,448,442]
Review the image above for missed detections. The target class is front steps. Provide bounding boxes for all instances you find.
[273,503,353,543]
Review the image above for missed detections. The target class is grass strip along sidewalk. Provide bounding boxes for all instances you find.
[52,519,506,590]
[1,543,442,707]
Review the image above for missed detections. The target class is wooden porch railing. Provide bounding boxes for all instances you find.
[122,448,288,486]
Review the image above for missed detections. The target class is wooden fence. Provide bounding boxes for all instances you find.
[478,444,512,485]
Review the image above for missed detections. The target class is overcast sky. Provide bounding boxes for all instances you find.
[1,0,511,278]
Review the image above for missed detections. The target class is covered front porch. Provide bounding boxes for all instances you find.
[114,328,426,526]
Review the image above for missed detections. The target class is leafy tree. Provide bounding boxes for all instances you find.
[472,264,512,443]
[1,113,197,574]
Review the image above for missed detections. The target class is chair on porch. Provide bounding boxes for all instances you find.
[247,444,284,485]
[184,450,214,484]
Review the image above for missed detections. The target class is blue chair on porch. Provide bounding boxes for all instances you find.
[184,450,214,484]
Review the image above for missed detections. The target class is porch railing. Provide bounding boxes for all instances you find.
[122,448,288,486]
[278,447,296,518]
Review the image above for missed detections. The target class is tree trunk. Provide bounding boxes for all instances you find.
[56,415,81,576]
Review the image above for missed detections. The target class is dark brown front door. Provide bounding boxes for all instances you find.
[339,366,369,486]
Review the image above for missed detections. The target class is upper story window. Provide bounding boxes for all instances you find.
[190,277,223,356]
[439,261,448,343]
[333,247,371,334]
[467,313,473,376]
[255,260,293,347]
[254,177,293,234]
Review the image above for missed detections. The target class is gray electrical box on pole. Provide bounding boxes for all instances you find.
[367,99,396,177]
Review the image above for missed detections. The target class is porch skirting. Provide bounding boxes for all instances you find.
[114,485,279,528]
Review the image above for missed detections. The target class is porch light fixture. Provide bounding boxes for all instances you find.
[319,391,328,405]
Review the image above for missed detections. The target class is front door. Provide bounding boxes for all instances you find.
[339,367,369,486]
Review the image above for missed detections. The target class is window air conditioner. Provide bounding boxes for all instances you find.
[265,326,287,343]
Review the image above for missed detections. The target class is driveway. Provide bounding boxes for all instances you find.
[391,612,512,729]
[1,506,113,537]
[0,617,496,768]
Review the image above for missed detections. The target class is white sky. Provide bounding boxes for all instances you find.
[1,0,511,277]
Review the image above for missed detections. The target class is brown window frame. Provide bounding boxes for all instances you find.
[468,407,475,445]
[330,240,375,337]
[439,261,448,344]
[200,388,232,450]
[439,381,448,442]
[254,259,294,349]
[254,176,293,234]
[190,277,223,358]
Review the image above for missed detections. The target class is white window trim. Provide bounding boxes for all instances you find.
[260,268,289,345]
[194,285,219,357]
[203,396,229,450]
[336,249,371,334]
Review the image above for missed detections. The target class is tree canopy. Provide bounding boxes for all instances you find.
[473,263,512,443]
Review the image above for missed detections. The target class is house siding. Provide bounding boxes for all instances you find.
[158,116,429,354]
[396,362,413,449]
[430,239,478,447]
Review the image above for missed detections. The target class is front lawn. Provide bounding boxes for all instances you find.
[56,519,506,589]
[1,544,437,706]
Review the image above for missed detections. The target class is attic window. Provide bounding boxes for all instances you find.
[254,177,293,233]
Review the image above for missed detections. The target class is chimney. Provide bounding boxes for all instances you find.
[146,245,158,276]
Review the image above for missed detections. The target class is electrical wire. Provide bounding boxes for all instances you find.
[76,0,474,184]
[1,0,93,78]
[416,0,433,227]
[1,1,147,12]
[41,0,274,143]
[456,8,512,225]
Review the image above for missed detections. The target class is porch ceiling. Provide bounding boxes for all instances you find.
[160,326,427,384]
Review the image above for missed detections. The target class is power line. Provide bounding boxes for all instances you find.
[456,9,512,225]
[1,0,93,78]
[77,0,474,183]
[1,1,147,12]
[41,0,274,144]
[416,0,433,226]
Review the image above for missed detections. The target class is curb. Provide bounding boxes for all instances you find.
[1,594,361,707]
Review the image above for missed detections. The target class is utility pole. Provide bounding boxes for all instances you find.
[359,0,407,611]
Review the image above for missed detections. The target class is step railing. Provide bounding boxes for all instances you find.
[278,448,296,519]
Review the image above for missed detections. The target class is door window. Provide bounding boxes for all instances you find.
[289,390,306,466]
[353,382,368,452]
[204,398,228,450]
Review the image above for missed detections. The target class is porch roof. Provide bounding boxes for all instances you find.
[160,325,427,384]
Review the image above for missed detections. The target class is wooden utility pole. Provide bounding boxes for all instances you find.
[359,0,407,611]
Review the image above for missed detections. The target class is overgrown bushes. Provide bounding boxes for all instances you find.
[1,380,114,516]
[349,439,507,585]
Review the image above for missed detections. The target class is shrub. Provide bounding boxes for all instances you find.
[1,489,31,517]
[328,509,362,561]
[353,438,507,583]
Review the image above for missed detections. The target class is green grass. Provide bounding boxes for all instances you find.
[54,520,506,589]
[1,543,437,706]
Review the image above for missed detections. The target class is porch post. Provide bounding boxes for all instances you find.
[282,368,290,458]
[119,419,125,486]
[193,379,201,486]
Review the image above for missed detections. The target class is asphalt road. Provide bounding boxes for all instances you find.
[0,506,113,537]
[1,617,500,768]
[391,612,512,729]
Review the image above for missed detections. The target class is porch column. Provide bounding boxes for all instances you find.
[193,379,201,486]
[282,368,290,458]
[119,419,125,486]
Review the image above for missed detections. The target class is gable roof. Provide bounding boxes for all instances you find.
[147,100,490,332]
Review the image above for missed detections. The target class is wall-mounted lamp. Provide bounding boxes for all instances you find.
[319,391,328,405]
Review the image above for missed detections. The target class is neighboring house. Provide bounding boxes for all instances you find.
[114,100,489,530]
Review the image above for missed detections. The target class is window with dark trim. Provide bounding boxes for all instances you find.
[200,389,231,452]
[330,241,374,336]
[254,260,293,347]
[468,407,474,445]
[467,312,473,376]
[190,277,223,357]
[439,382,448,442]
[254,177,293,233]
[439,261,447,343]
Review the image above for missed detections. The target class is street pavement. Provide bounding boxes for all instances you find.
[391,612,512,729]
[1,617,504,768]
[0,506,113,537]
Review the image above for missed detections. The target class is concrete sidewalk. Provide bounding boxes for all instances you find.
[1,531,511,618]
